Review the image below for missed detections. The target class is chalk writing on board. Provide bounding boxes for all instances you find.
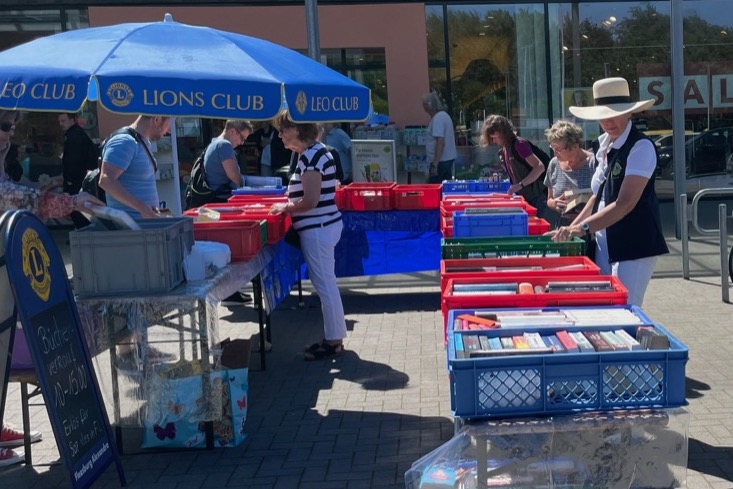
[30,302,106,466]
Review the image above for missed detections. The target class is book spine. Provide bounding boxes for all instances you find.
[500,337,515,349]
[543,334,566,352]
[523,332,545,350]
[463,334,481,353]
[512,336,530,349]
[488,337,503,350]
[457,314,497,329]
[599,331,626,350]
[582,331,613,352]
[454,333,465,359]
[614,329,641,351]
[570,331,595,352]
[555,330,579,352]
[478,335,490,350]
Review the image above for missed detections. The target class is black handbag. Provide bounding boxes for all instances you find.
[283,226,300,249]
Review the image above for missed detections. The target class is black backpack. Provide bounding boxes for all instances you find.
[184,145,233,210]
[81,127,156,204]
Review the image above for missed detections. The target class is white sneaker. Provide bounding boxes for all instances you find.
[0,448,24,467]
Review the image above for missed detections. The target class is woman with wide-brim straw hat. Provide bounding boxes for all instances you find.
[549,77,668,306]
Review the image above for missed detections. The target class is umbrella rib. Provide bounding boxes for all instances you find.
[90,23,154,75]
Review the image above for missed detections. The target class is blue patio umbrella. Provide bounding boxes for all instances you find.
[0,14,371,215]
[0,13,371,122]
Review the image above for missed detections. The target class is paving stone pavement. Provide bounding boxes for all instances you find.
[1,229,732,489]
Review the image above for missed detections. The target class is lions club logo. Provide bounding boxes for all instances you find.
[107,82,134,108]
[21,229,51,301]
[295,91,308,115]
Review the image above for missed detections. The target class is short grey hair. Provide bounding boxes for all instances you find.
[422,91,445,112]
[545,119,585,148]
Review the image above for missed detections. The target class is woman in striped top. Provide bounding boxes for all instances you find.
[270,112,346,361]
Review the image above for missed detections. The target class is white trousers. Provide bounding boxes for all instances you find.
[299,220,347,341]
[595,231,658,306]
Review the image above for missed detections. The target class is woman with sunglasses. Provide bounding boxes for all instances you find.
[544,120,596,227]
[0,111,103,223]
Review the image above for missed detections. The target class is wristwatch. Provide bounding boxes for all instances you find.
[580,222,591,236]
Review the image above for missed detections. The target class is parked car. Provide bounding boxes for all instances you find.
[654,127,733,199]
[651,132,696,149]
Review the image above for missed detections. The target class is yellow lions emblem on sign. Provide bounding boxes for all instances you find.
[295,91,308,115]
[21,229,51,301]
[107,82,134,108]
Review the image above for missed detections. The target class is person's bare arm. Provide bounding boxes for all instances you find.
[222,157,242,186]
[270,170,322,215]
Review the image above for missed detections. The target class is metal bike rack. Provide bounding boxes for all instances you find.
[684,188,733,302]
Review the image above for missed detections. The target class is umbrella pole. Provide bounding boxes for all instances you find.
[169,117,182,217]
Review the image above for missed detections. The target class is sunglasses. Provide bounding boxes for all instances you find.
[0,121,15,133]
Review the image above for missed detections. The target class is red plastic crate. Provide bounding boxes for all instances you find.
[343,182,395,211]
[528,216,551,235]
[193,220,264,261]
[440,200,537,217]
[393,184,441,210]
[183,203,269,220]
[227,195,288,204]
[335,187,347,209]
[441,274,627,340]
[240,211,291,244]
[442,194,526,203]
[441,216,453,237]
[439,256,600,295]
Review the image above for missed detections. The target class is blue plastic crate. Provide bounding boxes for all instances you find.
[232,187,286,196]
[243,175,282,188]
[453,210,528,237]
[472,180,511,193]
[442,179,511,194]
[446,306,688,419]
[441,181,473,194]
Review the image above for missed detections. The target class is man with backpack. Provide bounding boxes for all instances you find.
[99,115,170,219]
[480,114,551,220]
[58,112,98,228]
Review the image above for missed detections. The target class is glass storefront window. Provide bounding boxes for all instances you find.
[553,1,733,198]
[0,9,93,187]
[426,3,549,179]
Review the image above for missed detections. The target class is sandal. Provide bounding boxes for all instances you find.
[304,342,344,361]
[305,339,326,353]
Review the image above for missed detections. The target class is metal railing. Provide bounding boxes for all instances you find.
[683,188,733,302]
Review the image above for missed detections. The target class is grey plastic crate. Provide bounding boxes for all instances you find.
[70,217,194,297]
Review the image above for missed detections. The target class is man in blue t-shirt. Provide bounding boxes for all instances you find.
[204,119,253,191]
[99,115,170,219]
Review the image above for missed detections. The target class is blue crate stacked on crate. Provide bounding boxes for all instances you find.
[446,306,689,419]
[233,175,286,195]
[452,209,528,237]
[442,179,511,195]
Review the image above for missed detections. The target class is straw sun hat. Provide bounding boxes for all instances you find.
[569,77,654,121]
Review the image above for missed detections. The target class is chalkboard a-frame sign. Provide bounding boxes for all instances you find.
[1,210,125,489]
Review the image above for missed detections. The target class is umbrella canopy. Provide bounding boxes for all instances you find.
[0,13,371,122]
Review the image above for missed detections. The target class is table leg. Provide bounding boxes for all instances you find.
[297,267,304,308]
[194,297,214,450]
[20,382,31,466]
[475,434,488,489]
[107,314,123,454]
[252,275,267,371]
